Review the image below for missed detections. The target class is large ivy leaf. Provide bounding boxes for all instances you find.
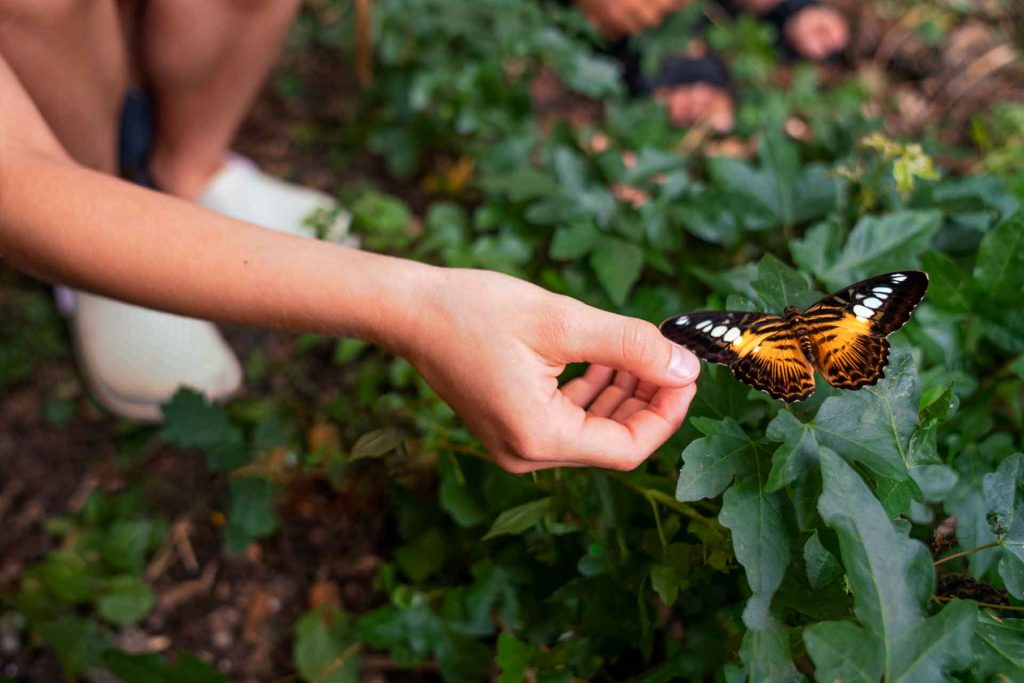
[946,449,1002,578]
[736,615,801,683]
[804,621,882,682]
[764,410,821,492]
[973,611,1024,680]
[811,449,975,681]
[817,210,942,289]
[718,465,790,628]
[894,599,976,683]
[676,418,760,502]
[983,453,1024,598]
[812,349,921,483]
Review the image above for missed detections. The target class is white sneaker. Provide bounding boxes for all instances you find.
[70,156,352,421]
[196,155,353,242]
[72,294,242,422]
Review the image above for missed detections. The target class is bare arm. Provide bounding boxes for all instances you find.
[0,53,700,473]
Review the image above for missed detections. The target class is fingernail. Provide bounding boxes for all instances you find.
[669,345,700,382]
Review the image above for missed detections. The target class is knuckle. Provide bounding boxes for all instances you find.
[621,319,659,367]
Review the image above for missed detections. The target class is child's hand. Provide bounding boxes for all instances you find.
[576,0,687,39]
[399,269,699,473]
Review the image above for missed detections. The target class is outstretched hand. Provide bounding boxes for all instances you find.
[399,269,700,473]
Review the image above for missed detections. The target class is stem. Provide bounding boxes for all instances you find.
[933,595,1024,613]
[934,541,1002,567]
[648,494,667,547]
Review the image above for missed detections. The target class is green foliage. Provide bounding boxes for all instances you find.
[316,2,1024,670]
[0,286,67,389]
[294,606,361,683]
[8,491,166,675]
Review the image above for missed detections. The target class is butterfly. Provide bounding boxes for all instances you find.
[659,271,929,402]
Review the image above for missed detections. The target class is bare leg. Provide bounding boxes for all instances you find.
[142,0,301,199]
[0,0,129,173]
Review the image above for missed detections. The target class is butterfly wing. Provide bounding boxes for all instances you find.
[803,271,929,390]
[660,311,816,402]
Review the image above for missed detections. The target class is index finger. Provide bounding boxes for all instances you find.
[548,383,697,470]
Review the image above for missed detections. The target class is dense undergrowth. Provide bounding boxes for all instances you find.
[2,0,1023,681]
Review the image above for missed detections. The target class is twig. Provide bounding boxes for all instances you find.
[934,541,1002,567]
[933,595,1024,613]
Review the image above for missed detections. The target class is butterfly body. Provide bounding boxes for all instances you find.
[660,271,929,402]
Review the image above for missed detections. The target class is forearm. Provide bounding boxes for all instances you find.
[0,151,443,349]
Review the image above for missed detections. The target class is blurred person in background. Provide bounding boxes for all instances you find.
[577,0,849,131]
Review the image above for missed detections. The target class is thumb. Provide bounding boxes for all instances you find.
[562,309,701,386]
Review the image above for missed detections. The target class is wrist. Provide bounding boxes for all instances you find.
[341,251,449,355]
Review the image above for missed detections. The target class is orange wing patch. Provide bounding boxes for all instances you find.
[731,330,817,403]
[809,313,890,390]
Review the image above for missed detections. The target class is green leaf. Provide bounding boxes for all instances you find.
[496,632,531,683]
[893,599,976,683]
[791,219,844,280]
[549,222,600,260]
[919,251,973,314]
[709,128,835,227]
[816,447,930,639]
[814,449,975,681]
[649,564,681,606]
[102,520,161,574]
[105,651,228,683]
[751,254,816,313]
[676,418,759,502]
[718,467,790,628]
[478,168,556,202]
[37,616,110,675]
[294,607,360,683]
[804,621,882,683]
[38,550,103,604]
[736,615,801,683]
[983,453,1024,598]
[973,611,1024,680]
[483,497,555,540]
[590,237,644,306]
[812,348,920,482]
[395,528,447,584]
[159,389,237,450]
[803,531,843,590]
[97,576,155,626]
[974,212,1024,305]
[224,477,279,553]
[159,389,247,472]
[818,210,942,289]
[765,411,820,492]
[350,429,402,460]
